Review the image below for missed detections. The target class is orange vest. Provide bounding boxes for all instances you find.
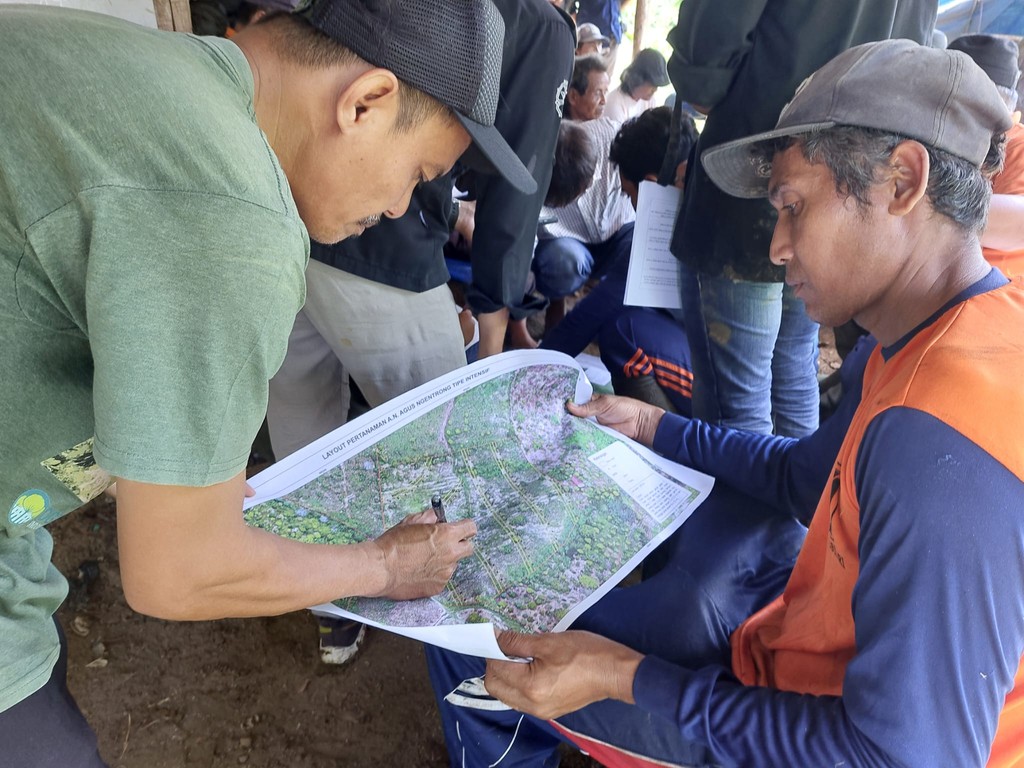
[731,281,1024,766]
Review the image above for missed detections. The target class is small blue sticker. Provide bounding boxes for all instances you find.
[9,490,51,529]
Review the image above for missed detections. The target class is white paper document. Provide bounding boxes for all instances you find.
[574,351,612,387]
[244,350,713,660]
[624,180,683,309]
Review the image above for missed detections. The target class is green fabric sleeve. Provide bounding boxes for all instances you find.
[74,186,306,487]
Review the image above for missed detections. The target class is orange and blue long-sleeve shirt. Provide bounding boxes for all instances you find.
[637,270,1024,767]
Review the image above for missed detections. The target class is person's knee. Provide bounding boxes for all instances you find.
[534,241,592,298]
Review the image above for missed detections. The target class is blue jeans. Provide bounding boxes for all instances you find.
[533,223,634,299]
[539,245,631,357]
[680,271,819,437]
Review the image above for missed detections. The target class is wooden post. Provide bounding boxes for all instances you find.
[633,0,647,58]
[153,0,192,32]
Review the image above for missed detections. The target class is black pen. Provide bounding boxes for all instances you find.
[431,493,447,523]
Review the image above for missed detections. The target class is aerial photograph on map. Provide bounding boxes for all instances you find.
[244,363,702,633]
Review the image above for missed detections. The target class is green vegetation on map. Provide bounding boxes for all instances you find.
[245,364,700,633]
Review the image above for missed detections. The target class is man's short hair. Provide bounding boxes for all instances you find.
[569,54,608,96]
[609,106,697,186]
[263,14,450,133]
[545,120,597,207]
[758,126,1006,233]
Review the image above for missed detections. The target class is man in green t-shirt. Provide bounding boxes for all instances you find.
[0,0,535,763]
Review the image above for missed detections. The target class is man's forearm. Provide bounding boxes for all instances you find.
[982,194,1024,251]
[115,472,392,620]
[114,471,479,621]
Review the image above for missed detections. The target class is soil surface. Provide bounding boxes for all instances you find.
[53,500,595,768]
[54,329,841,768]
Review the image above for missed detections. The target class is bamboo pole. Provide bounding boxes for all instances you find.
[153,0,192,32]
[633,0,647,58]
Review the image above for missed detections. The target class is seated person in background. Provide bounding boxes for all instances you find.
[948,33,1024,277]
[532,111,634,330]
[575,21,610,56]
[425,40,1024,768]
[565,54,610,121]
[541,107,698,415]
[603,48,670,123]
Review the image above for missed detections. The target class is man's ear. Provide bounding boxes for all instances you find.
[886,140,929,217]
[566,88,580,116]
[336,68,401,133]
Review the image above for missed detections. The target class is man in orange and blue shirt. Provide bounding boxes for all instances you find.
[425,39,1024,767]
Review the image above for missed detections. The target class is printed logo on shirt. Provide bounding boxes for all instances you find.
[41,437,112,504]
[555,79,569,118]
[8,490,52,530]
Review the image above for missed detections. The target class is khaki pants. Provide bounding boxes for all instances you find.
[267,260,467,459]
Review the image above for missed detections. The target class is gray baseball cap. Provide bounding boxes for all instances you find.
[577,22,610,47]
[303,0,537,195]
[703,39,1013,199]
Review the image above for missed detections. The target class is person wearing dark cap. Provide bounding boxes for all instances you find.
[575,0,623,68]
[603,48,670,123]
[576,21,610,56]
[949,34,1024,278]
[665,0,936,442]
[0,0,537,759]
[425,39,1024,768]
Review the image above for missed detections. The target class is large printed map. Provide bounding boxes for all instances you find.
[243,352,712,656]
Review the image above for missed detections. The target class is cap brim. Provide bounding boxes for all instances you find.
[701,121,835,198]
[456,114,538,195]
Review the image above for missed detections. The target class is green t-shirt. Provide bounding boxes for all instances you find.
[0,6,308,711]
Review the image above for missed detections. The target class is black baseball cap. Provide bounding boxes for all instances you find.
[703,39,1013,199]
[303,0,537,195]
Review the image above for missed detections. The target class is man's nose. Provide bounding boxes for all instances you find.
[385,183,416,219]
[769,223,792,266]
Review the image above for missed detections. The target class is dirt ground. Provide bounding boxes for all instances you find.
[54,499,598,768]
[53,329,841,768]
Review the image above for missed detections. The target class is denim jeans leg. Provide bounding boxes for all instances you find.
[698,274,782,434]
[771,284,820,437]
[675,262,720,423]
[532,237,595,299]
